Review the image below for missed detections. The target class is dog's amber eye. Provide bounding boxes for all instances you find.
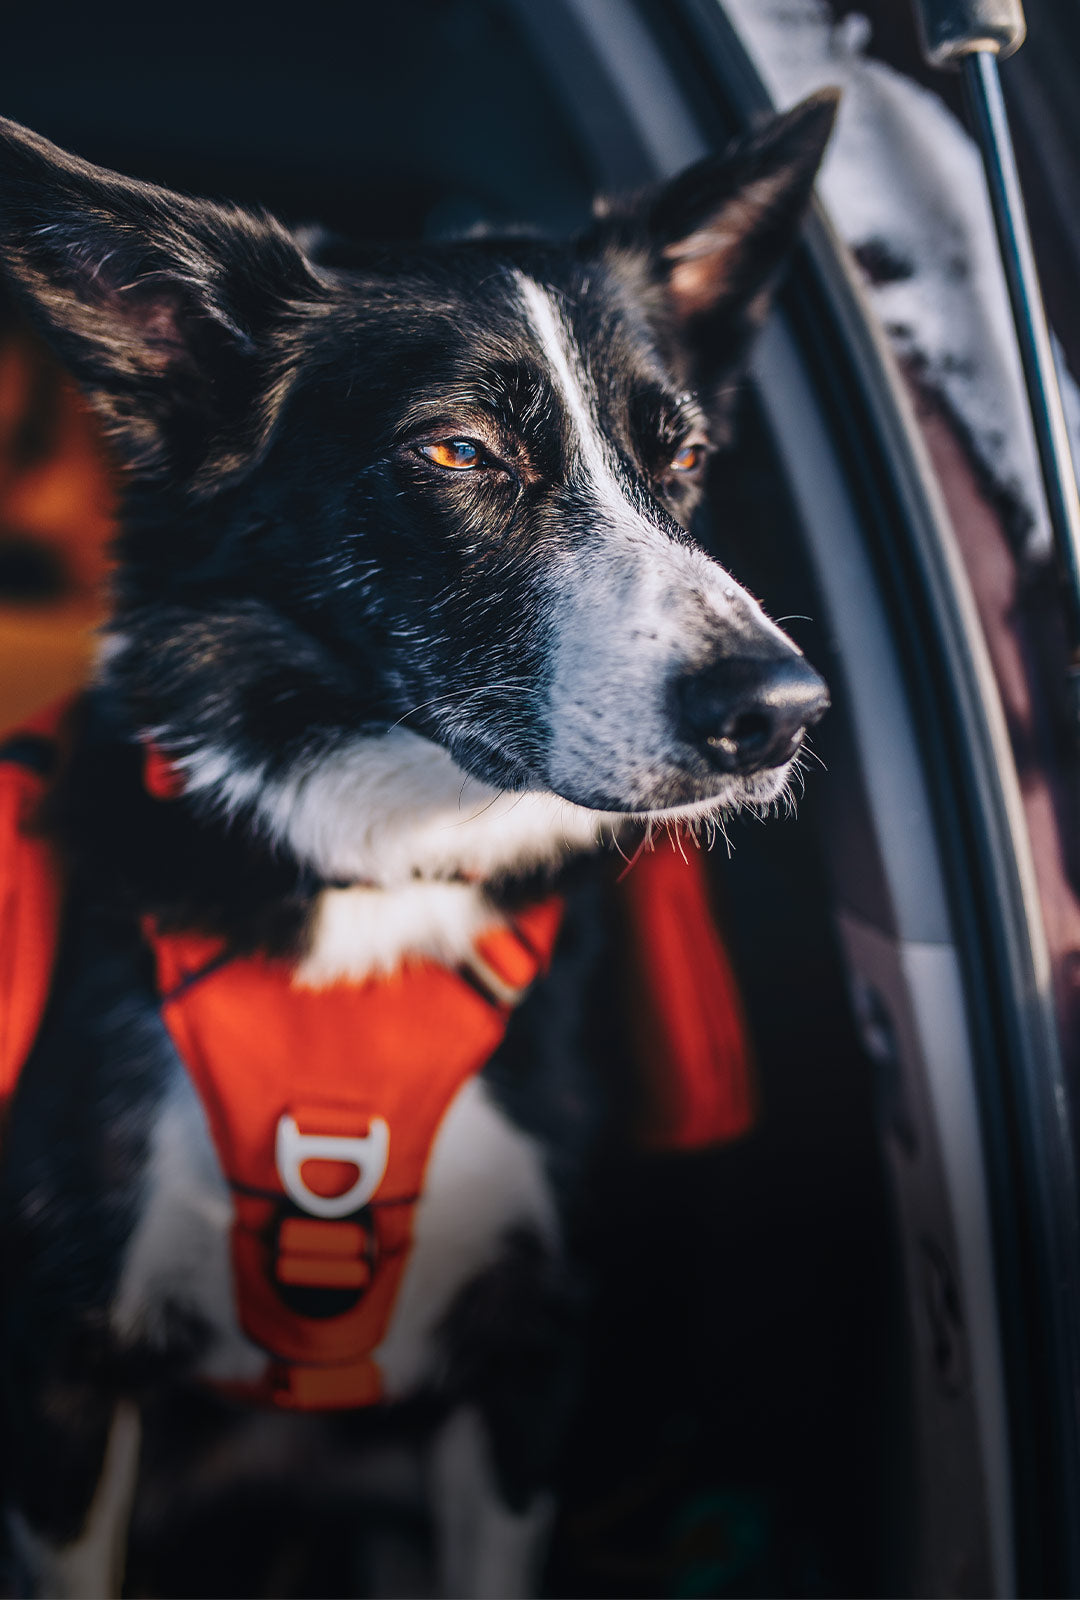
[421,439,482,470]
[670,442,703,475]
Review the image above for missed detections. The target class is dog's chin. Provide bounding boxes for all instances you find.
[543,758,798,824]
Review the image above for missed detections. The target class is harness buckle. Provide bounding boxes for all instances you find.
[274,1112,389,1219]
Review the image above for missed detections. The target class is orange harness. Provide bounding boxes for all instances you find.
[152,901,564,1410]
[0,701,756,1411]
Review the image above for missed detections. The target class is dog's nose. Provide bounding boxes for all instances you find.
[675,654,829,775]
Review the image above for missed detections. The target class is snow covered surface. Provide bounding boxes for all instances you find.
[723,0,1079,559]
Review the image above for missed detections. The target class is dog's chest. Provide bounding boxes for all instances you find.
[111,887,562,1405]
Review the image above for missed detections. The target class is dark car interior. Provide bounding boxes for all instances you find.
[0,2,984,1595]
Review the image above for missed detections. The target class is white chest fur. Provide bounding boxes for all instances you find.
[294,878,501,988]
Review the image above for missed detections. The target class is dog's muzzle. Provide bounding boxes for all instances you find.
[673,653,830,776]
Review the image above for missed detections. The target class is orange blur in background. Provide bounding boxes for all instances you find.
[0,321,115,726]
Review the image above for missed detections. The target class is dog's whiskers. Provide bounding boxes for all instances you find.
[609,825,631,864]
[443,787,510,828]
[667,822,691,866]
[388,681,531,733]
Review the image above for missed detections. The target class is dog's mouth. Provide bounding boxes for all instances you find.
[428,719,804,825]
[540,752,803,826]
[509,680,825,821]
[425,696,812,830]
[624,756,803,821]
[421,665,825,827]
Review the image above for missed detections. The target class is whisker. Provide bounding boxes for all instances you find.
[610,826,631,864]
[616,826,653,881]
[444,788,509,828]
[387,680,532,733]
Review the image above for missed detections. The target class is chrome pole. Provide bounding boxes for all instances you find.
[912,1,1080,719]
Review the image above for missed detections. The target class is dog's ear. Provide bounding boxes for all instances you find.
[649,91,837,322]
[596,91,838,380]
[0,118,325,490]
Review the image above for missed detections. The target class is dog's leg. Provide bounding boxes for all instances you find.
[6,1398,141,1600]
[430,1405,554,1600]
[427,1228,583,1600]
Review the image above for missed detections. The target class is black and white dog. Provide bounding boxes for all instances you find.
[0,91,834,1598]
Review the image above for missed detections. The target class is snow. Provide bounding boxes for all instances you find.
[723,0,1079,558]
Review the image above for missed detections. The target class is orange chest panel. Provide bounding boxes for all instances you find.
[150,899,564,1411]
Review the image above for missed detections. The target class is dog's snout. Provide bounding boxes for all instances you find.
[675,654,829,775]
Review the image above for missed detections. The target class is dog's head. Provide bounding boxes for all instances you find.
[0,98,836,884]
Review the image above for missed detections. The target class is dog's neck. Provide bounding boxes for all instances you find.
[62,698,606,981]
[174,725,608,892]
[172,727,609,984]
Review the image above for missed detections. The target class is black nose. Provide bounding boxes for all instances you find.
[675,654,829,775]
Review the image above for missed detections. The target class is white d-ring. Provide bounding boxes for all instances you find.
[275,1114,390,1219]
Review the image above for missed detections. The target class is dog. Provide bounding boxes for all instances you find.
[0,89,835,1599]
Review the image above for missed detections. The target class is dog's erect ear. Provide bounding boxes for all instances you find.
[595,91,838,381]
[0,117,326,489]
[648,91,838,325]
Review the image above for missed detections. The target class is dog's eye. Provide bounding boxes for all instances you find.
[421,439,484,471]
[669,442,704,475]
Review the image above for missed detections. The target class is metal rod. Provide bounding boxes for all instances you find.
[962,49,1080,686]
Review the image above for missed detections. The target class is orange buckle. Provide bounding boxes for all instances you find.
[275,1216,373,1292]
